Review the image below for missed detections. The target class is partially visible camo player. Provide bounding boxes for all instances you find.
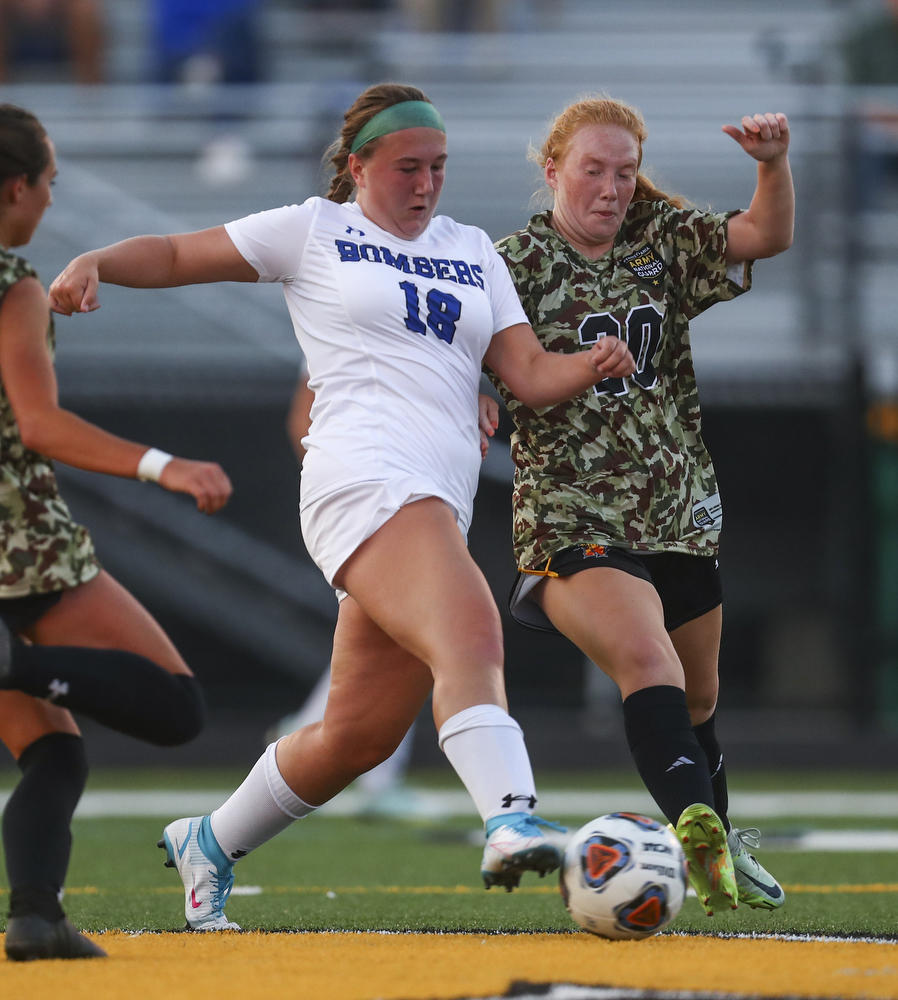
[490,97,794,916]
[0,104,232,960]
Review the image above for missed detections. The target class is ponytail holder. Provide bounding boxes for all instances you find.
[350,101,446,154]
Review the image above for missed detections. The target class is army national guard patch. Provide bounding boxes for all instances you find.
[620,243,667,287]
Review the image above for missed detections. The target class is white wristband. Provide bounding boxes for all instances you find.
[137,448,174,483]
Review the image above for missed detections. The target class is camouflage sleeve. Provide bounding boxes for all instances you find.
[661,205,752,320]
[493,232,542,327]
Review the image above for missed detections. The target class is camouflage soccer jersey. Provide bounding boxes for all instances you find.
[490,202,751,572]
[0,249,100,598]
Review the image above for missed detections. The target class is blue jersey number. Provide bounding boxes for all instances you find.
[399,281,461,344]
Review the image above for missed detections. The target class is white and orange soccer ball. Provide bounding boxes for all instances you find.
[559,812,687,940]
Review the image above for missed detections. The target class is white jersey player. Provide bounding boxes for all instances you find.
[48,83,635,931]
[225,195,524,588]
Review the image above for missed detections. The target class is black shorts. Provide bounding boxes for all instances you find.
[0,590,63,634]
[508,545,722,635]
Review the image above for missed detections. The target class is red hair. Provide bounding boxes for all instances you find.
[534,96,685,208]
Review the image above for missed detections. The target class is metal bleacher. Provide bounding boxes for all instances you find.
[3,0,885,707]
[14,0,868,410]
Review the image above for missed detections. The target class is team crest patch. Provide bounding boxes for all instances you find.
[579,544,609,559]
[691,492,722,529]
[620,244,667,286]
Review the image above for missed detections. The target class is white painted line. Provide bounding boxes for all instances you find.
[1,788,897,821]
[792,830,898,851]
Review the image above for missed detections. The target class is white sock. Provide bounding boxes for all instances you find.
[210,741,315,862]
[438,704,537,824]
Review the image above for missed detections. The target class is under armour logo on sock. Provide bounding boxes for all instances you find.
[501,793,537,809]
[665,756,694,772]
[229,849,248,860]
[47,679,69,701]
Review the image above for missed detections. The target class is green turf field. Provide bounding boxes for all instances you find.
[2,768,897,939]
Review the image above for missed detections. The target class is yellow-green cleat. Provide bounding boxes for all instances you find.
[675,803,738,916]
[728,827,785,910]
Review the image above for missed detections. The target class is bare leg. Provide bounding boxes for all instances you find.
[275,597,433,805]
[5,572,200,744]
[21,570,190,674]
[336,497,506,726]
[537,567,683,696]
[671,606,722,725]
[536,567,715,827]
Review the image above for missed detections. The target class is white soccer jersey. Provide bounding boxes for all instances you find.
[225,196,527,582]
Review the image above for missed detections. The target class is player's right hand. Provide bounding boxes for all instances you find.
[589,335,636,379]
[48,254,102,316]
[158,458,233,514]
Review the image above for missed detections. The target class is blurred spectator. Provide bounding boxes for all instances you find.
[154,0,261,85]
[301,0,390,8]
[843,0,898,208]
[844,0,898,85]
[400,0,507,32]
[0,0,104,83]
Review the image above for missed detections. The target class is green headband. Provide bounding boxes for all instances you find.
[350,101,446,154]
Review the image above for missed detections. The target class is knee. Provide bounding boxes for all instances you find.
[686,687,718,726]
[149,675,206,747]
[615,637,680,688]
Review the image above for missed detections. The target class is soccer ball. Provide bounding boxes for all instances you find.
[559,812,687,940]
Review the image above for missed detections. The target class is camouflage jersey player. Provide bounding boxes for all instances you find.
[488,97,795,917]
[0,251,99,598]
[0,104,232,961]
[495,200,735,574]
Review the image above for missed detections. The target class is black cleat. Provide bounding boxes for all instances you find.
[5,915,106,961]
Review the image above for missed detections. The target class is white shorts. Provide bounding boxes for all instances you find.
[300,479,468,602]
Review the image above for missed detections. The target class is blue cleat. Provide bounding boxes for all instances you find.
[158,816,240,931]
[481,812,564,892]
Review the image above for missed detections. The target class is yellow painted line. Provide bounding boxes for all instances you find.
[4,882,896,896]
[2,931,897,1000]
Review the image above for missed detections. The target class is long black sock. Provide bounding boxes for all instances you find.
[692,712,730,832]
[3,733,88,922]
[622,685,715,827]
[2,645,205,746]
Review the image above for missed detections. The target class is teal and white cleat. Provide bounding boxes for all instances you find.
[728,826,785,910]
[481,813,564,892]
[675,803,738,916]
[158,816,241,931]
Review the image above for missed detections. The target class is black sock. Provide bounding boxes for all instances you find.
[2,645,205,746]
[3,733,88,922]
[622,685,715,827]
[692,712,730,832]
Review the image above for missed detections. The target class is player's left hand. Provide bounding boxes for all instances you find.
[589,335,636,379]
[722,113,790,163]
[478,393,499,459]
[158,458,233,514]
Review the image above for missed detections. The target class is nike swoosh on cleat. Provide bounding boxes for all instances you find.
[190,886,202,909]
[742,871,783,898]
[175,821,193,860]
